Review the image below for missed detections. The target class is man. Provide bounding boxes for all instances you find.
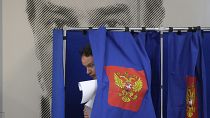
[81,44,96,80]
[25,0,165,117]
[80,44,96,118]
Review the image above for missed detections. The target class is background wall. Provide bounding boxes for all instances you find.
[2,0,210,118]
[0,0,3,117]
[163,0,210,26]
[2,0,41,118]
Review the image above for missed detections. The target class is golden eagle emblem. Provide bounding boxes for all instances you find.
[185,76,198,118]
[186,87,196,117]
[105,66,148,111]
[114,72,143,102]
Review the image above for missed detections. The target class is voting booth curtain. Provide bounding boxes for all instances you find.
[163,30,208,118]
[52,28,209,118]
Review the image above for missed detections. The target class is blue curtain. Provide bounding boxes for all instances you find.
[163,30,208,118]
[52,29,65,118]
[65,31,92,118]
[202,31,210,118]
[145,31,161,118]
[88,27,156,118]
[133,31,161,118]
[53,28,209,118]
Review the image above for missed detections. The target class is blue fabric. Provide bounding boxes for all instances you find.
[163,31,207,118]
[163,32,169,118]
[144,31,161,118]
[52,29,65,118]
[88,27,156,118]
[202,31,210,118]
[193,31,206,118]
[65,31,92,118]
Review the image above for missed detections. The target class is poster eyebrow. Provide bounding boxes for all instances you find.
[90,4,129,16]
[44,3,77,17]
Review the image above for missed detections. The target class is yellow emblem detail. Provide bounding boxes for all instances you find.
[114,72,143,103]
[186,85,196,118]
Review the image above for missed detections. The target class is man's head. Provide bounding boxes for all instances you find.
[80,44,96,79]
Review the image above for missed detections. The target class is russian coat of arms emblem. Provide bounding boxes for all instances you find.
[105,66,148,112]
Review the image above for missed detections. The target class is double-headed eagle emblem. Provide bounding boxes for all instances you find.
[114,72,143,102]
[186,84,196,118]
[185,76,198,118]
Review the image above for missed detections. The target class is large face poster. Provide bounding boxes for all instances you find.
[27,0,164,117]
[25,0,164,117]
[3,0,210,118]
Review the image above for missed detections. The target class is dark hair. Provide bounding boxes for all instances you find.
[80,44,92,57]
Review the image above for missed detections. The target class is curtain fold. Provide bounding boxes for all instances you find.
[52,29,65,118]
[65,31,91,118]
[88,27,156,118]
[145,31,161,118]
[201,31,210,118]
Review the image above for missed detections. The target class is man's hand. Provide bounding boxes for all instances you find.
[83,106,90,118]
